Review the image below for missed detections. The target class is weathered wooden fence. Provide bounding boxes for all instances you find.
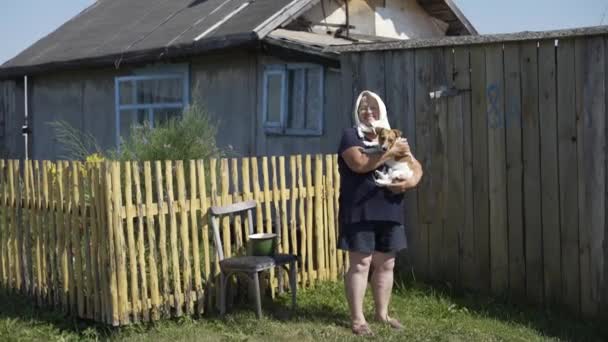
[340,28,608,319]
[0,155,344,326]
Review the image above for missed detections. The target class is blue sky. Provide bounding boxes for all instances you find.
[0,0,604,64]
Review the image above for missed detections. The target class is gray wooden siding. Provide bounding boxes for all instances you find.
[29,69,117,160]
[190,52,258,157]
[0,80,25,158]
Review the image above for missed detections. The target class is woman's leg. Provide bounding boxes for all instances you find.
[370,251,396,320]
[345,251,373,326]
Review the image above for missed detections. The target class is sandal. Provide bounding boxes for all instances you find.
[352,323,374,336]
[375,316,404,330]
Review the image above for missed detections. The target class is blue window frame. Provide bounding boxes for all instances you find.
[114,65,189,146]
[262,63,324,136]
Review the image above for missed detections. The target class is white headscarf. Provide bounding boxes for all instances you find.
[353,90,391,146]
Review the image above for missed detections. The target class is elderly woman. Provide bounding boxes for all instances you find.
[337,90,423,336]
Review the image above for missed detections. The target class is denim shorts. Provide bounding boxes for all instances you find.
[337,221,407,254]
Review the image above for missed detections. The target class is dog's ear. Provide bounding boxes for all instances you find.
[392,129,402,138]
[374,127,385,135]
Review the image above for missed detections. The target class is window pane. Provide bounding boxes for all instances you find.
[266,73,283,123]
[287,69,305,130]
[136,77,183,104]
[119,109,148,139]
[305,68,323,130]
[119,80,134,105]
[153,107,183,126]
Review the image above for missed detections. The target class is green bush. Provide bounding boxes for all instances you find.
[49,102,223,162]
[117,103,223,161]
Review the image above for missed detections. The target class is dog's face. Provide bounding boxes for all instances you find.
[375,128,402,152]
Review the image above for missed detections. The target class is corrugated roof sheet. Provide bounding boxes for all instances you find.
[1,0,296,71]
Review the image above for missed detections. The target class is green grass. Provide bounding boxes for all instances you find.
[0,279,605,342]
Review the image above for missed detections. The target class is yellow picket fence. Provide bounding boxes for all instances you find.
[0,155,345,326]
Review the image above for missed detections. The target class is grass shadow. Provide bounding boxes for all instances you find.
[0,288,115,339]
[393,271,608,342]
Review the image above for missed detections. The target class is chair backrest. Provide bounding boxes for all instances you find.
[209,200,257,261]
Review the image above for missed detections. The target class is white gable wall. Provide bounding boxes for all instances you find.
[302,0,448,39]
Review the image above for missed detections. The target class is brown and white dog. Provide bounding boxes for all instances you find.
[373,127,414,186]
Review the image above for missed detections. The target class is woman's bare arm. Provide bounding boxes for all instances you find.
[341,141,409,174]
[341,146,390,174]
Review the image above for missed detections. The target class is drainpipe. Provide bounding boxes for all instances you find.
[21,75,30,160]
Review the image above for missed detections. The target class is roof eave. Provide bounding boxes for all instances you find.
[0,32,257,80]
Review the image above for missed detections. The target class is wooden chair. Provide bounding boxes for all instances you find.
[209,200,297,318]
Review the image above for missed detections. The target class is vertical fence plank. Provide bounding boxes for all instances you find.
[176,161,193,315]
[314,155,325,281]
[10,160,22,292]
[132,162,149,321]
[104,162,119,325]
[155,160,170,315]
[209,158,220,309]
[539,40,562,306]
[33,162,42,302]
[576,36,605,317]
[124,162,140,322]
[23,160,32,295]
[40,161,50,303]
[443,47,461,285]
[4,160,11,291]
[96,164,109,322]
[296,155,308,287]
[271,156,284,291]
[50,162,60,308]
[431,48,448,281]
[231,159,243,251]
[34,161,43,303]
[56,162,69,311]
[113,162,130,324]
[189,160,202,313]
[251,158,263,234]
[521,41,544,304]
[325,155,337,281]
[0,160,7,288]
[557,38,580,314]
[144,162,160,320]
[261,157,272,237]
[271,157,281,254]
[88,164,100,320]
[333,155,344,274]
[81,164,93,319]
[503,43,526,298]
[486,44,509,294]
[165,160,183,316]
[5,160,10,293]
[220,159,232,259]
[279,157,289,256]
[75,162,87,318]
[64,162,75,312]
[289,156,299,267]
[414,49,432,280]
[196,159,209,315]
[454,47,475,289]
[241,157,252,233]
[470,46,491,291]
[32,161,40,299]
[305,155,315,284]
